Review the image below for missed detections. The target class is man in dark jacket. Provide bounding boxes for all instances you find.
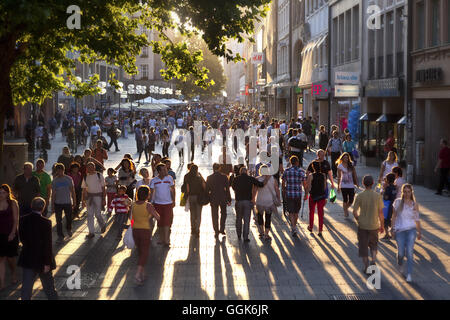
[206,163,232,238]
[231,167,267,242]
[18,197,58,300]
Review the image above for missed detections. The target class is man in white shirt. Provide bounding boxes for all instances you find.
[81,162,107,239]
[177,117,184,129]
[149,163,175,247]
[279,120,288,135]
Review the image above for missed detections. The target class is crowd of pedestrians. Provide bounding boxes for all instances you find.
[0,103,438,299]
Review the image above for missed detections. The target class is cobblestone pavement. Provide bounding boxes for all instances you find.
[1,131,449,300]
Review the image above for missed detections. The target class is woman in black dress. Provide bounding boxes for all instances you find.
[0,184,19,290]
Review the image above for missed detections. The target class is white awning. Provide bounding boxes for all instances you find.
[298,34,327,87]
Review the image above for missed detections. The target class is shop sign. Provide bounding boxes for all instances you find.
[335,72,360,84]
[365,78,401,97]
[295,86,302,94]
[257,79,267,86]
[251,52,264,64]
[416,68,443,83]
[311,81,329,98]
[335,85,359,97]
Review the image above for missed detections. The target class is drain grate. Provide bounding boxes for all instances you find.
[331,293,379,301]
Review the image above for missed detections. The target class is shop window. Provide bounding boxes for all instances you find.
[431,0,440,47]
[417,1,425,49]
[353,5,360,60]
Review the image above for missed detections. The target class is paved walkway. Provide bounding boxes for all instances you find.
[1,131,449,300]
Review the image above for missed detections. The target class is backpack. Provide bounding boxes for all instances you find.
[289,137,307,150]
[310,172,327,202]
[83,172,102,188]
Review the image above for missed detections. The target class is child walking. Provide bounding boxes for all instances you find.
[382,173,397,240]
[107,185,132,240]
[105,168,118,216]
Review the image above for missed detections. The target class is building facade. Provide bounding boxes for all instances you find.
[411,0,450,188]
[299,0,330,125]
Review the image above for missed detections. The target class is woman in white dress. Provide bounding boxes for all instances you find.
[252,165,281,241]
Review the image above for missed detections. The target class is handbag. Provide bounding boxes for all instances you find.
[197,192,210,206]
[123,227,135,249]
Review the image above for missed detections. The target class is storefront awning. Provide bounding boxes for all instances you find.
[298,34,327,87]
[376,114,403,123]
[397,116,407,125]
[360,113,381,121]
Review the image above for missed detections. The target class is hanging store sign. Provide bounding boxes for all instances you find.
[335,72,360,84]
[365,78,401,97]
[257,79,267,86]
[251,52,264,64]
[335,85,359,97]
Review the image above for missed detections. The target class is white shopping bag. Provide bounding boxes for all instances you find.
[184,196,190,212]
[123,227,135,249]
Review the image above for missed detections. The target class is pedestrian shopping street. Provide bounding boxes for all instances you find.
[1,132,449,300]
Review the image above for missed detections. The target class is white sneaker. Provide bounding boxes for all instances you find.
[406,274,412,282]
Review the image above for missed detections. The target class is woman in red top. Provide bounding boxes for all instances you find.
[0,184,19,289]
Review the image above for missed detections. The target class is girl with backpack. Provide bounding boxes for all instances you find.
[306,160,327,237]
[336,152,359,218]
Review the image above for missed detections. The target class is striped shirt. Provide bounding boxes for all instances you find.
[108,194,131,214]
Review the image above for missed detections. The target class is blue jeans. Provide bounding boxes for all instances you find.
[395,228,417,275]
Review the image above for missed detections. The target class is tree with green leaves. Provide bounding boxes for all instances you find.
[172,34,227,100]
[0,0,270,169]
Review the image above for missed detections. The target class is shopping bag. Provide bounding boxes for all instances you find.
[180,192,186,207]
[123,227,135,249]
[329,188,337,203]
[184,196,190,212]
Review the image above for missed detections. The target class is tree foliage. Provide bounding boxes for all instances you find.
[0,0,270,166]
[171,35,226,100]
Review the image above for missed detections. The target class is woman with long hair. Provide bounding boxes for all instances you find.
[253,165,281,241]
[391,184,422,282]
[378,151,398,184]
[118,158,136,199]
[131,186,160,285]
[0,184,19,289]
[305,161,327,237]
[336,152,359,217]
